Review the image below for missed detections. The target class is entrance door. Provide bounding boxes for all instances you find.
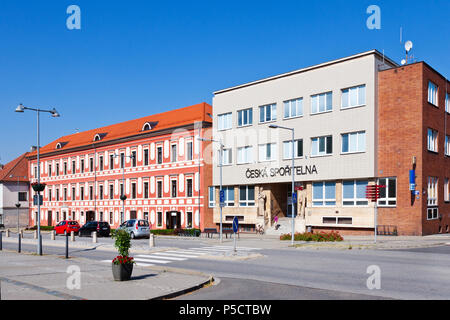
[47,211,52,226]
[165,211,180,229]
[86,211,95,222]
[287,192,298,218]
[130,211,137,220]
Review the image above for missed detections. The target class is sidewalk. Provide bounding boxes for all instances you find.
[0,250,212,300]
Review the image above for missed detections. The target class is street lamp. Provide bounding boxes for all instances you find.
[269,124,295,245]
[198,137,224,243]
[10,174,27,233]
[15,103,60,255]
[113,153,135,225]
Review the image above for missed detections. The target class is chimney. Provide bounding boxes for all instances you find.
[30,146,37,152]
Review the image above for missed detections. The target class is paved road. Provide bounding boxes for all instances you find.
[2,237,450,300]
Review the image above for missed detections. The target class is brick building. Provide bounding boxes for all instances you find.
[26,103,214,231]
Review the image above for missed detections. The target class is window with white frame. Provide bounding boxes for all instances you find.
[341,85,366,109]
[445,135,450,156]
[444,178,450,202]
[427,128,438,152]
[186,141,193,160]
[223,186,235,206]
[237,146,253,164]
[377,177,397,206]
[342,131,366,153]
[237,108,253,127]
[283,140,303,159]
[311,136,332,156]
[311,91,332,114]
[171,144,177,162]
[239,186,255,207]
[284,98,303,119]
[259,104,277,123]
[208,186,215,207]
[312,181,336,206]
[342,180,369,206]
[258,143,277,162]
[218,112,232,130]
[446,92,449,113]
[428,81,438,106]
[427,177,438,206]
[221,148,232,165]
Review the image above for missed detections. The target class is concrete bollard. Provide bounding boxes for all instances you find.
[92,231,97,243]
[34,230,38,239]
[51,230,55,240]
[6,229,10,238]
[149,233,155,247]
[71,231,75,242]
[20,229,24,239]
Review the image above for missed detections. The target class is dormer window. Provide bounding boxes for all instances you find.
[93,133,107,142]
[55,142,68,150]
[94,134,101,142]
[142,121,158,132]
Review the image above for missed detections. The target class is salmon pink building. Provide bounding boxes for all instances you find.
[26,103,214,230]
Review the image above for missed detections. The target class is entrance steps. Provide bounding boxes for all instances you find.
[265,217,293,236]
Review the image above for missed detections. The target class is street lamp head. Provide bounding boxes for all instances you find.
[15,104,25,113]
[268,124,279,129]
[50,108,60,117]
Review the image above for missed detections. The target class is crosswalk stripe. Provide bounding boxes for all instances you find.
[164,250,207,256]
[135,262,155,267]
[200,246,262,250]
[155,251,203,258]
[136,254,187,261]
[134,257,171,264]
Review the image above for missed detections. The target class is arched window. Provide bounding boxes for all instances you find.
[142,122,152,131]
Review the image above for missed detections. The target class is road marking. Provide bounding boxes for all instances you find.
[134,257,171,264]
[162,251,205,258]
[136,254,187,261]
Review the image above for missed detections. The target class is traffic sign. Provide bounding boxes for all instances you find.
[292,193,297,203]
[33,195,43,206]
[219,190,225,204]
[232,216,239,233]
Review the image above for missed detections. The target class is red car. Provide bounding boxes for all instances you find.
[55,220,81,235]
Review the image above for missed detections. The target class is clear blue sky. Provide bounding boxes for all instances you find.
[0,0,449,164]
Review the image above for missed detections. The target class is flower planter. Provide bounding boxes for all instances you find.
[112,263,133,281]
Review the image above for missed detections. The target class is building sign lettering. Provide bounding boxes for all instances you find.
[245,165,318,179]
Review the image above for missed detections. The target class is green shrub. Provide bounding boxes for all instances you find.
[111,229,132,257]
[27,225,54,231]
[280,231,343,242]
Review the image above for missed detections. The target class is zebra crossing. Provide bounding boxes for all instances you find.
[102,245,262,267]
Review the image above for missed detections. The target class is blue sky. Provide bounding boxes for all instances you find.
[0,0,449,164]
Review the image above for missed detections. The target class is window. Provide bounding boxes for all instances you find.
[99,185,103,200]
[323,217,353,225]
[444,178,450,202]
[63,162,67,175]
[223,186,235,206]
[89,158,94,172]
[109,212,113,225]
[144,182,149,199]
[218,112,232,130]
[99,212,103,221]
[237,146,253,164]
[446,92,449,113]
[157,212,163,227]
[63,188,67,201]
[259,143,276,162]
[131,182,136,199]
[427,128,438,152]
[171,144,177,162]
[221,148,232,165]
[157,146,163,164]
[342,180,369,206]
[56,163,60,176]
[89,186,93,200]
[131,151,137,167]
[427,207,439,220]
[144,149,149,165]
[80,160,84,173]
[109,155,114,169]
[171,179,177,198]
[427,177,438,207]
[342,131,366,153]
[341,85,366,109]
[48,164,52,177]
[144,212,149,221]
[186,212,193,228]
[72,161,76,173]
[120,153,125,169]
[19,192,27,202]
[311,136,332,156]
[56,189,60,201]
[283,140,303,159]
[80,187,84,200]
[109,185,114,200]
[445,135,450,156]
[186,178,193,197]
[239,186,255,207]
[120,184,124,198]
[311,91,332,114]
[157,181,163,198]
[99,156,103,171]
[208,186,215,207]
[378,177,397,206]
[259,104,277,123]
[312,182,336,206]
[186,141,193,160]
[284,98,303,119]
[49,189,52,201]
[72,187,76,200]
[428,81,438,106]
[237,108,253,127]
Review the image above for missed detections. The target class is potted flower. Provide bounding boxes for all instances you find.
[111,229,134,281]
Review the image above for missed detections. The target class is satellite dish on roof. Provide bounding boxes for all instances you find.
[401,59,406,65]
[405,40,413,53]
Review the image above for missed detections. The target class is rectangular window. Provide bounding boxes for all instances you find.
[239,186,255,207]
[208,186,215,207]
[427,207,439,220]
[63,162,67,175]
[89,186,93,200]
[80,187,84,201]
[378,177,397,206]
[109,155,114,169]
[72,161,76,173]
[187,212,193,228]
[186,141,193,160]
[109,212,113,225]
[19,192,27,202]
[259,143,276,162]
[157,146,163,164]
[284,98,303,119]
[157,212,163,227]
[120,153,125,169]
[311,136,332,156]
[90,158,94,172]
[341,85,366,109]
[63,188,67,201]
[48,189,52,202]
[56,189,60,201]
[445,135,450,156]
[56,163,60,176]
[428,81,438,106]
[109,185,114,200]
[259,104,277,123]
[80,160,84,173]
[132,151,137,167]
[171,180,177,198]
[237,108,253,127]
[131,182,136,199]
[342,131,366,153]
[144,149,149,166]
[427,128,438,152]
[144,182,149,199]
[218,112,232,130]
[237,146,253,164]
[72,187,75,200]
[446,92,449,113]
[342,180,369,206]
[99,156,104,171]
[171,144,177,163]
[444,178,450,202]
[224,186,235,207]
[48,165,52,177]
[312,181,336,206]
[99,185,104,200]
[311,91,332,114]
[428,177,438,207]
[221,148,232,165]
[283,140,303,159]
[157,181,163,198]
[186,178,193,197]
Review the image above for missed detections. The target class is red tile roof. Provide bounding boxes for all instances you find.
[28,102,212,158]
[0,153,29,182]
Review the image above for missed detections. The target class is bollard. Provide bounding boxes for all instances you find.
[65,232,69,259]
[92,231,97,243]
[18,233,21,253]
[0,231,2,250]
[20,229,24,239]
[6,229,10,238]
[34,230,37,239]
[39,235,42,256]
[71,231,75,242]
[149,233,155,247]
[51,230,55,240]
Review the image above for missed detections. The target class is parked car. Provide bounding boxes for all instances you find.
[55,220,80,235]
[78,221,110,237]
[118,219,150,239]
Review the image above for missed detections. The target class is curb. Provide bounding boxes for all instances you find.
[151,275,214,300]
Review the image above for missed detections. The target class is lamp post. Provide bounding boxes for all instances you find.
[113,153,135,224]
[198,137,224,243]
[269,124,295,245]
[15,104,60,255]
[9,175,27,233]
